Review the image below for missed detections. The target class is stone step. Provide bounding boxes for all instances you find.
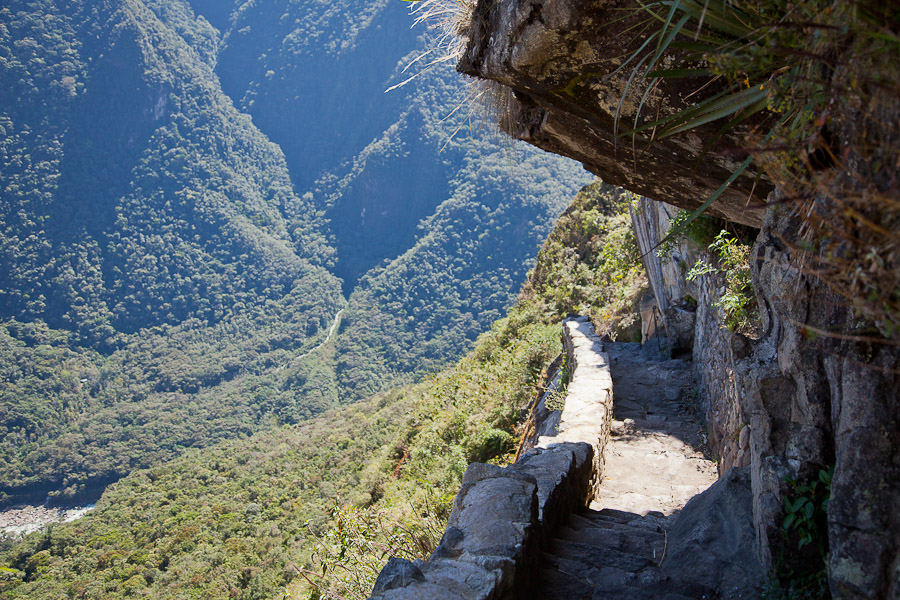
[590,587,679,600]
[609,421,703,447]
[541,552,661,592]
[590,491,678,516]
[566,512,645,533]
[624,513,673,533]
[590,572,722,600]
[545,539,655,573]
[567,510,673,538]
[603,437,704,459]
[537,566,594,600]
[533,339,725,600]
[594,481,710,506]
[556,525,665,562]
[539,558,717,600]
[613,405,694,421]
[578,508,674,532]
[580,508,644,524]
[590,585,713,600]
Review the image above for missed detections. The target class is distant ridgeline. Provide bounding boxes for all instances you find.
[0,0,586,502]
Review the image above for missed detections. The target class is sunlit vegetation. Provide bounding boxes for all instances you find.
[0,180,646,599]
[0,0,346,502]
[521,182,645,340]
[0,0,586,505]
[626,0,900,337]
[296,180,646,599]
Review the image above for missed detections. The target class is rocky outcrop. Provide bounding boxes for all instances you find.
[457,0,769,227]
[742,202,900,598]
[456,1,900,597]
[661,467,764,598]
[629,198,701,353]
[632,192,900,597]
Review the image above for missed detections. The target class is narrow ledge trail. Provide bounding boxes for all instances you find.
[536,341,719,600]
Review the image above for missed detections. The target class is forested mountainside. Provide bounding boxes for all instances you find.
[0,0,585,504]
[191,0,590,398]
[0,181,645,600]
[0,0,345,502]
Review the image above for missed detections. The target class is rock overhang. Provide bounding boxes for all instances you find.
[456,0,772,227]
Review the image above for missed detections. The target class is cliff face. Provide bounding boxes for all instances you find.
[629,198,753,474]
[457,1,900,598]
[746,203,899,599]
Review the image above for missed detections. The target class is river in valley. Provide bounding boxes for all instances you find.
[1,499,98,540]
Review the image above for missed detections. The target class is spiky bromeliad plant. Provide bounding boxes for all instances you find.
[621,0,900,338]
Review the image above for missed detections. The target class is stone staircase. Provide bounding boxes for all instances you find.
[538,508,717,600]
[370,320,763,600]
[535,341,720,599]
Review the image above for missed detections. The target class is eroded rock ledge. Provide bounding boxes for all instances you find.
[457,0,769,227]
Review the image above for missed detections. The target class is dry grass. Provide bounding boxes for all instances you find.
[408,0,474,56]
[386,0,473,94]
[754,5,900,338]
[398,0,520,143]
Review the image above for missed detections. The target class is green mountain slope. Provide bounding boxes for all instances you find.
[0,181,645,600]
[209,0,418,190]
[0,0,586,504]
[324,66,588,399]
[204,0,588,393]
[0,0,344,500]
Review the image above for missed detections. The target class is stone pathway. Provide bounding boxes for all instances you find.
[535,342,720,599]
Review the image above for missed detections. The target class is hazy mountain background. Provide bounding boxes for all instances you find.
[0,0,587,504]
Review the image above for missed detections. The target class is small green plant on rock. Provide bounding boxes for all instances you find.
[543,351,572,413]
[686,229,759,334]
[764,465,834,600]
[656,212,721,262]
[622,0,900,338]
[544,389,567,413]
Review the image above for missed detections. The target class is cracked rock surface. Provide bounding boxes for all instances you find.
[458,0,770,226]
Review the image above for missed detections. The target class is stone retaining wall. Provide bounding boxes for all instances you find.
[369,317,614,600]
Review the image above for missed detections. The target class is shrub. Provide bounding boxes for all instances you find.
[686,229,759,334]
[625,0,900,337]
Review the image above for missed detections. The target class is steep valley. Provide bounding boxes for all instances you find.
[0,181,641,599]
[0,0,586,508]
[8,0,897,596]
